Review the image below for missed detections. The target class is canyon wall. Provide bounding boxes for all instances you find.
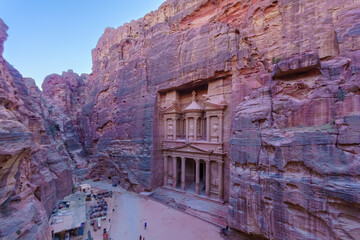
[0,18,73,239]
[42,71,90,173]
[2,0,358,239]
[79,0,360,239]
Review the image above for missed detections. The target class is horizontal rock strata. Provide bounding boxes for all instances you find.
[1,0,359,239]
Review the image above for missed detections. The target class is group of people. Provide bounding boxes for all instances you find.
[220,225,229,237]
[139,222,147,240]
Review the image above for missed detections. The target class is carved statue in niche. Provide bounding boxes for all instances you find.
[211,178,218,187]
[189,119,194,140]
[197,119,202,137]
[211,163,218,187]
[210,117,219,142]
[212,122,218,135]
[167,120,173,140]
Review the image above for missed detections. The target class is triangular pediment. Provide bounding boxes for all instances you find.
[204,101,226,110]
[162,102,182,114]
[164,143,212,154]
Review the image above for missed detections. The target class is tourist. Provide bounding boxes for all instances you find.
[144,222,147,230]
[139,235,142,240]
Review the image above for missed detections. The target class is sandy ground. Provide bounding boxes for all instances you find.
[84,181,223,240]
[109,191,223,240]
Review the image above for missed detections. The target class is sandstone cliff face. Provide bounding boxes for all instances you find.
[42,71,89,171]
[75,0,359,239]
[0,19,73,239]
[229,54,360,239]
[22,0,360,239]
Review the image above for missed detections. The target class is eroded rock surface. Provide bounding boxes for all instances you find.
[80,1,360,239]
[0,19,73,239]
[1,0,359,239]
[42,71,89,171]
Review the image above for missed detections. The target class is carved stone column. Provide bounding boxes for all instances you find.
[205,160,210,196]
[164,155,168,186]
[172,156,177,188]
[206,116,210,142]
[164,118,167,140]
[195,159,200,195]
[181,157,186,191]
[186,118,189,141]
[217,161,223,199]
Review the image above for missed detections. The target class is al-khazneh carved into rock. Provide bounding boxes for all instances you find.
[1,0,360,239]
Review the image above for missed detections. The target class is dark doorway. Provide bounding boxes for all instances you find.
[185,158,195,193]
[200,161,206,194]
[200,162,204,181]
[177,157,181,188]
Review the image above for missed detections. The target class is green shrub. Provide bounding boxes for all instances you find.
[48,105,54,114]
[272,57,283,64]
[337,89,346,101]
[49,121,59,137]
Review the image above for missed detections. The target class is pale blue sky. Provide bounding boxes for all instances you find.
[0,0,165,87]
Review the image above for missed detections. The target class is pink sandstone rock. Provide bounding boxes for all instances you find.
[0,19,73,239]
[80,1,360,239]
[42,71,89,170]
[1,0,360,239]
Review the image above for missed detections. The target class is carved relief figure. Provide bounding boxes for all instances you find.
[211,163,218,187]
[210,117,219,142]
[167,120,173,140]
[211,175,219,187]
[212,122,218,136]
[189,119,194,140]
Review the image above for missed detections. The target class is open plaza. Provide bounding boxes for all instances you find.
[50,181,225,240]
